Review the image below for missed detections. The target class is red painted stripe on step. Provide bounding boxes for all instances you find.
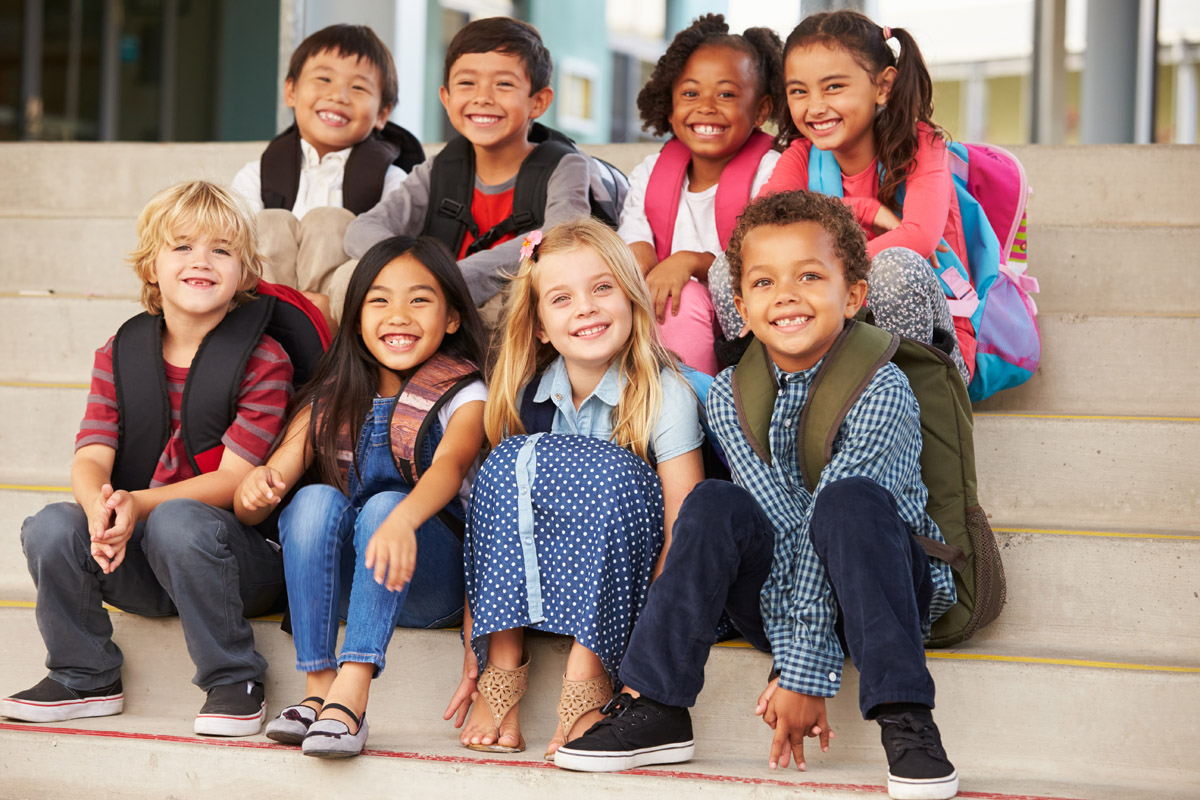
[0,722,1085,800]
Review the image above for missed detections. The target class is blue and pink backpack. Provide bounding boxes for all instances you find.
[809,141,1040,401]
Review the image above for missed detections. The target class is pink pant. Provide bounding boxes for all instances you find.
[658,279,719,375]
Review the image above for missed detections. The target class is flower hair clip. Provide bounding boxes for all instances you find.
[519,230,544,262]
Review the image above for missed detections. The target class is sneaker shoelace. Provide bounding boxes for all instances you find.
[879,713,945,759]
[587,693,658,735]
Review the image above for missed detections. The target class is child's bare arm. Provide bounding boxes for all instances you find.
[645,251,715,322]
[654,447,705,577]
[364,399,485,591]
[234,408,313,525]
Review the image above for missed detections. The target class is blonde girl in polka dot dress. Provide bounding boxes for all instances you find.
[444,218,706,760]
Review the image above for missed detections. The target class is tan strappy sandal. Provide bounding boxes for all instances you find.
[544,673,613,760]
[465,656,529,754]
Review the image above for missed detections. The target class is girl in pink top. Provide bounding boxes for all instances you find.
[710,10,970,383]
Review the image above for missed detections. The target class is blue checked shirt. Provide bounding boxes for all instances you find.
[707,359,956,698]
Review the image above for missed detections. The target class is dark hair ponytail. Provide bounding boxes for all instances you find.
[779,10,941,212]
[287,235,486,491]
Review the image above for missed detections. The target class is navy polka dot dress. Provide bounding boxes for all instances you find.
[465,433,664,677]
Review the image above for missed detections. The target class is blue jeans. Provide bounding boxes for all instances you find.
[619,477,935,718]
[22,499,282,691]
[278,395,464,676]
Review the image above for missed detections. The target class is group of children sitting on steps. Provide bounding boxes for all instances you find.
[2,10,992,800]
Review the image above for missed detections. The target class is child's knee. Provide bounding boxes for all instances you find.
[143,499,225,560]
[21,502,90,566]
[869,247,930,292]
[676,480,769,546]
[810,477,899,550]
[279,484,349,547]
[354,491,407,541]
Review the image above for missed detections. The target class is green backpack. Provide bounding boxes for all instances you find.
[730,317,1006,647]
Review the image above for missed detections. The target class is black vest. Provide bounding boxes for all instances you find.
[260,121,425,215]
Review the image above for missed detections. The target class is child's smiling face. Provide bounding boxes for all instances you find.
[360,255,460,397]
[785,42,895,175]
[734,221,867,373]
[286,49,391,159]
[439,51,551,155]
[668,44,771,172]
[535,245,634,386]
[151,230,243,324]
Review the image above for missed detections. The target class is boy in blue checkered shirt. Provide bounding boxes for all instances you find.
[555,191,960,800]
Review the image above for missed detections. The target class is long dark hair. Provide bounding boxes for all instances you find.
[289,235,486,491]
[778,10,940,212]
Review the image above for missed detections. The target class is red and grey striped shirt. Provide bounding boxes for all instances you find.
[76,333,293,487]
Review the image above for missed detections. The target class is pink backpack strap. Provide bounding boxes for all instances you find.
[645,137,692,263]
[715,129,775,250]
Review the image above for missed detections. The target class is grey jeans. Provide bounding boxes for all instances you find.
[21,499,283,691]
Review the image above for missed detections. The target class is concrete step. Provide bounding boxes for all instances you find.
[975,413,1200,531]
[1029,225,1200,315]
[2,480,1195,663]
[974,313,1199,416]
[2,143,1197,229]
[7,296,1196,416]
[7,376,1198,529]
[1,606,1197,797]
[8,218,1200,318]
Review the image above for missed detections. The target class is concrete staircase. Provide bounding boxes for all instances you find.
[1,142,1197,799]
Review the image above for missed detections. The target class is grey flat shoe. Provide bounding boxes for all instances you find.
[265,696,323,745]
[301,703,368,758]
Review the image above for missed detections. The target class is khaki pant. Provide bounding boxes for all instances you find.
[257,207,355,294]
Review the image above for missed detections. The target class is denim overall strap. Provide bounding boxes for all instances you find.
[514,433,546,624]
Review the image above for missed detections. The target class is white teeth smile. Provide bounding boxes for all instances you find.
[184,278,213,287]
[383,334,417,347]
[317,110,349,125]
[470,115,500,124]
[573,324,609,337]
[809,120,839,131]
[773,316,811,327]
[691,124,726,135]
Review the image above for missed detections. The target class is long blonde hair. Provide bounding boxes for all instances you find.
[485,218,680,463]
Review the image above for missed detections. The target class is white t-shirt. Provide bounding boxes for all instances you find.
[618,148,781,256]
[436,378,488,510]
[232,136,406,220]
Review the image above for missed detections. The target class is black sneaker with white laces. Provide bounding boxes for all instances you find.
[194,680,266,737]
[553,692,694,772]
[878,709,959,800]
[0,676,123,723]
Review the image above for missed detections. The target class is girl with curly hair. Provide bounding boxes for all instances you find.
[617,13,783,375]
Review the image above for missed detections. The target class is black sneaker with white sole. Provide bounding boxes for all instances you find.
[553,692,694,772]
[0,676,124,723]
[194,680,266,737]
[878,710,959,800]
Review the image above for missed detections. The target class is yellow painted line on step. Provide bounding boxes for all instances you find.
[996,526,1200,541]
[0,484,71,492]
[0,381,89,389]
[925,652,1200,673]
[1,601,36,609]
[976,412,1199,422]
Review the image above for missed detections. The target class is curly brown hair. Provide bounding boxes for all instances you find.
[726,190,870,295]
[778,10,944,213]
[637,13,783,139]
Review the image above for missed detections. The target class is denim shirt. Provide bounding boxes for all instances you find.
[530,356,703,464]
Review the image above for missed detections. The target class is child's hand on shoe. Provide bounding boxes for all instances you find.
[443,649,480,729]
[758,685,834,771]
[364,515,417,591]
[239,466,287,510]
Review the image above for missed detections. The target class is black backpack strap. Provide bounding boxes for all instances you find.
[466,135,574,256]
[259,125,303,212]
[110,313,171,491]
[342,122,427,215]
[422,136,478,255]
[263,292,325,387]
[518,379,556,434]
[797,320,897,493]
[180,297,276,474]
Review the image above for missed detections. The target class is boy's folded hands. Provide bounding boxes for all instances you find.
[88,483,137,574]
[756,677,834,772]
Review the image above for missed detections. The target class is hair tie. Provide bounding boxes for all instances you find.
[519,230,544,262]
[882,26,892,41]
